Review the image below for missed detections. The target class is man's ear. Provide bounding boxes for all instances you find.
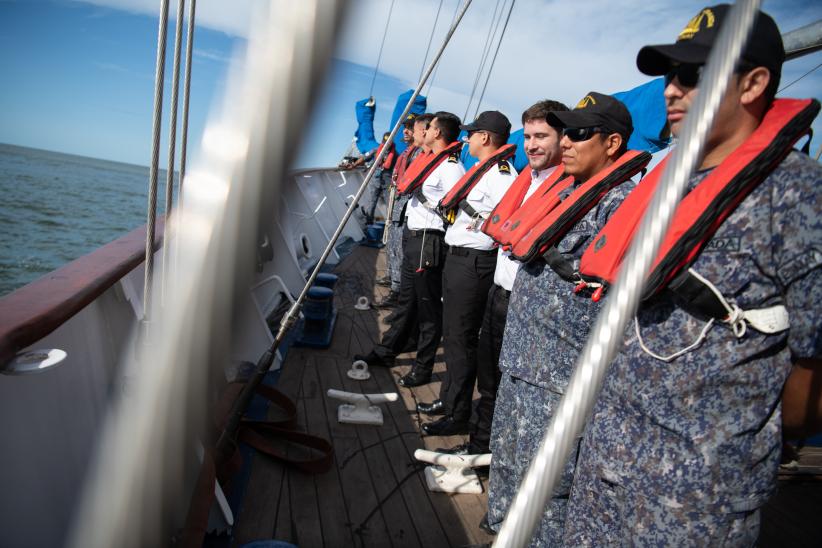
[605,133,624,157]
[739,66,771,105]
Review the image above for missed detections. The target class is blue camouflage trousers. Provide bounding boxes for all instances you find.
[487,373,580,546]
[564,458,761,546]
[386,222,403,292]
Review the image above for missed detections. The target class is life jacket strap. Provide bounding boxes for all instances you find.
[669,268,790,337]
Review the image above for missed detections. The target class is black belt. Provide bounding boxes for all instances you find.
[407,229,444,238]
[448,246,496,257]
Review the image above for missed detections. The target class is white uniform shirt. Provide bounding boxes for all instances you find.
[405,155,465,231]
[494,165,559,290]
[445,161,517,250]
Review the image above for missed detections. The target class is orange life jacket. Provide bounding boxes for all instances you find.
[396,142,463,195]
[510,149,652,263]
[485,166,570,249]
[578,98,819,299]
[392,146,417,185]
[377,142,396,170]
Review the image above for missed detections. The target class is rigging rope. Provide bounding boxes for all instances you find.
[160,0,186,305]
[426,0,462,96]
[493,1,761,545]
[463,0,503,121]
[473,0,516,119]
[778,60,822,93]
[142,0,170,326]
[418,0,445,84]
[369,0,396,97]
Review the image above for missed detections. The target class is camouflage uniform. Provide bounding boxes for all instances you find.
[564,151,822,546]
[387,193,411,292]
[487,180,636,545]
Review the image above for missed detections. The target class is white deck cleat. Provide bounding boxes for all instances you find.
[414,449,492,494]
[327,389,398,426]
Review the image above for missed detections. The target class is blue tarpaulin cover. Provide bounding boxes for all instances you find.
[613,78,671,153]
[355,98,379,154]
[389,89,427,154]
[459,128,528,172]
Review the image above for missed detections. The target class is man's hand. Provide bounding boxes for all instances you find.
[782,358,822,439]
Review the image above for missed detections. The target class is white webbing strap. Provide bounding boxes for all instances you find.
[636,268,790,363]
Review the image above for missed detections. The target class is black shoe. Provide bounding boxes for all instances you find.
[376,276,392,287]
[416,399,446,416]
[421,416,469,436]
[479,514,496,536]
[352,351,394,368]
[373,291,398,309]
[397,368,431,387]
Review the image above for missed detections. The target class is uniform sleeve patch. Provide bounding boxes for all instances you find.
[498,161,511,174]
[447,152,460,163]
[780,248,822,286]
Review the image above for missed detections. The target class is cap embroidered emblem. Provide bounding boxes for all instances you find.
[678,8,715,41]
[576,95,596,109]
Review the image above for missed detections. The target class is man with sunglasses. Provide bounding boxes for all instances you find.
[418,110,515,436]
[565,5,822,545]
[485,92,636,543]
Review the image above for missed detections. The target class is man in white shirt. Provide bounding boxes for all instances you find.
[420,110,515,436]
[355,112,465,388]
[426,101,569,454]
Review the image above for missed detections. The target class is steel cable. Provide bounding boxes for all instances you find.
[426,0,462,97]
[369,0,396,98]
[142,0,170,325]
[160,0,186,305]
[463,0,503,121]
[493,1,762,546]
[473,0,516,119]
[418,0,445,84]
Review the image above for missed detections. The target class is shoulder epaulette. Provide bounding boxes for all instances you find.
[578,97,820,300]
[437,143,517,219]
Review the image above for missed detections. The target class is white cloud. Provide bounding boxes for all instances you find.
[71,0,266,37]
[334,0,822,125]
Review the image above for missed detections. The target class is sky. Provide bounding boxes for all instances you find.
[1,0,820,169]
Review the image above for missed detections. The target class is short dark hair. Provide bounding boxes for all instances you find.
[487,130,508,147]
[432,111,461,143]
[522,100,569,129]
[415,113,434,127]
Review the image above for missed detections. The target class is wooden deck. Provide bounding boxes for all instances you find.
[233,245,494,547]
[231,244,822,548]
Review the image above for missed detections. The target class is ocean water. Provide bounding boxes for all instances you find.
[0,143,174,297]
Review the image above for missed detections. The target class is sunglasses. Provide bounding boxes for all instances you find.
[562,126,604,142]
[461,130,487,143]
[665,63,703,88]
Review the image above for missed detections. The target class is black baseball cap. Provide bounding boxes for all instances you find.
[636,4,784,78]
[546,92,633,141]
[460,110,512,138]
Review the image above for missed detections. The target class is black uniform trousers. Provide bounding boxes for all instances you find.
[438,247,497,422]
[470,283,510,452]
[374,227,445,371]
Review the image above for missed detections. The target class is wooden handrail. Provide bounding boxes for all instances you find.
[0,222,163,368]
